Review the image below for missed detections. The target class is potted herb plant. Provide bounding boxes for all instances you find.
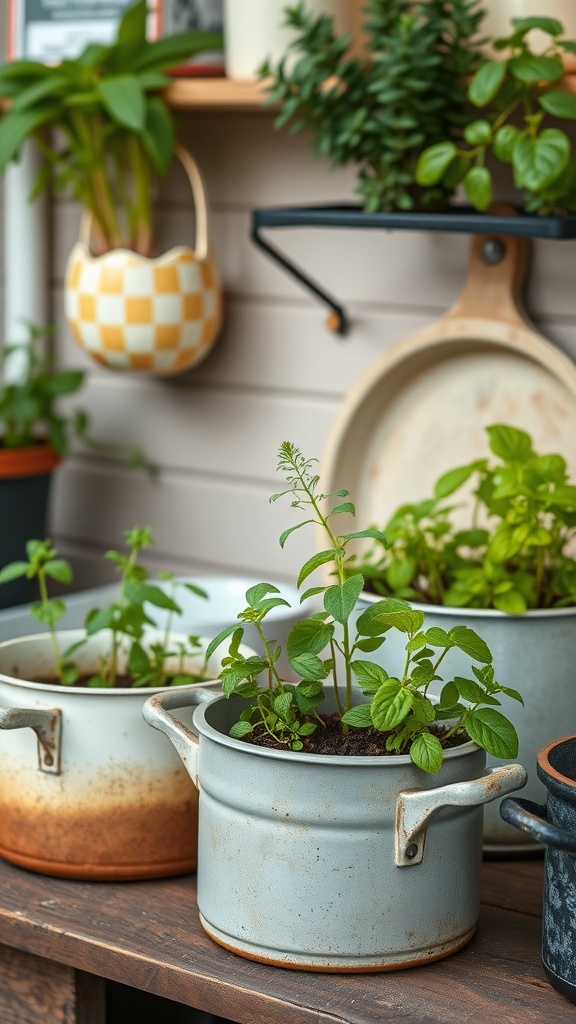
[0,0,224,374]
[143,442,526,971]
[0,326,147,610]
[0,526,256,881]
[347,423,576,850]
[416,16,576,214]
[260,0,485,212]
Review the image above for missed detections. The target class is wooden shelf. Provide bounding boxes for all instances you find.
[165,76,270,110]
[165,71,576,111]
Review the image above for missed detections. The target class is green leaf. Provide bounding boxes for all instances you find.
[205,623,243,661]
[468,61,507,107]
[511,16,563,35]
[539,90,576,121]
[30,598,66,626]
[448,626,492,664]
[454,676,486,703]
[493,590,527,614]
[245,582,280,607]
[0,561,29,583]
[434,464,476,499]
[142,96,175,175]
[0,106,59,170]
[465,708,519,758]
[424,626,452,648]
[330,502,355,515]
[371,680,413,731]
[493,125,521,163]
[323,573,364,624]
[463,120,492,146]
[464,166,493,211]
[286,618,334,659]
[358,597,425,636]
[128,641,151,676]
[415,142,457,185]
[351,659,389,693]
[440,680,459,707]
[44,559,73,584]
[385,557,416,592]
[410,733,443,774]
[288,652,328,680]
[297,549,336,588]
[230,721,254,739]
[98,75,146,131]
[341,529,388,544]
[509,54,563,83]
[341,704,373,728]
[513,129,570,191]
[486,424,533,463]
[278,519,314,548]
[273,692,293,718]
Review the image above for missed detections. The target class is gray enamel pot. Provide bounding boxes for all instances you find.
[354,594,576,852]
[143,687,526,971]
[500,735,576,1004]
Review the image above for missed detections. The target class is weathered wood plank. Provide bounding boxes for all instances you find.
[0,857,568,1024]
[0,946,105,1024]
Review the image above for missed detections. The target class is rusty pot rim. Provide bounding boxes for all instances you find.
[0,629,224,696]
[537,734,576,797]
[0,442,61,480]
[358,591,576,620]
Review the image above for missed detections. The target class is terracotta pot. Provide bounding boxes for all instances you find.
[143,688,526,971]
[64,147,223,376]
[0,443,60,610]
[0,629,252,881]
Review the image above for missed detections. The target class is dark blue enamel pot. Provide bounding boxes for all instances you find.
[500,735,576,1004]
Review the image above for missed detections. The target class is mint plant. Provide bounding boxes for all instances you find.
[416,17,576,214]
[206,442,520,773]
[354,424,576,613]
[0,527,210,688]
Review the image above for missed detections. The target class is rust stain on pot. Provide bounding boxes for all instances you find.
[0,766,198,880]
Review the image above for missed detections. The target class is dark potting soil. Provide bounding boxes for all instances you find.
[247,714,466,756]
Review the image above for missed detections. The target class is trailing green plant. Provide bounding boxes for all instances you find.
[352,423,576,613]
[416,16,576,214]
[260,0,485,212]
[0,526,210,688]
[205,441,520,774]
[0,0,221,254]
[0,325,149,469]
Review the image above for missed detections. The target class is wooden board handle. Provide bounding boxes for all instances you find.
[445,208,530,330]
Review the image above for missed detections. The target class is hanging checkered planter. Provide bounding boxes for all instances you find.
[64,147,223,375]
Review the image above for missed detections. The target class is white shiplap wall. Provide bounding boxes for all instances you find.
[14,108,576,587]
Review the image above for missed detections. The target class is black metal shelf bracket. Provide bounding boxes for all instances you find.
[250,204,576,336]
[251,215,348,335]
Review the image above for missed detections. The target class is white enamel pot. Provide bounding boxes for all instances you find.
[0,629,253,881]
[354,593,576,852]
[143,687,526,971]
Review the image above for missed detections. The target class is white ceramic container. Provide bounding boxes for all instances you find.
[143,687,526,971]
[0,629,253,880]
[223,0,353,79]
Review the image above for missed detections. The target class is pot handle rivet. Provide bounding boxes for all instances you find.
[395,763,527,867]
[0,705,62,775]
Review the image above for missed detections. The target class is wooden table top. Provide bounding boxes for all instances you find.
[0,855,572,1024]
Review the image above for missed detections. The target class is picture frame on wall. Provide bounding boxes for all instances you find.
[161,0,224,75]
[7,0,161,62]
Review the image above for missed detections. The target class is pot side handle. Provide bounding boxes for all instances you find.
[0,705,62,774]
[500,797,576,854]
[396,763,527,867]
[142,686,217,789]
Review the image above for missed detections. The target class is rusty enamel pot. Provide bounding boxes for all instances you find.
[0,629,251,881]
[143,688,526,971]
[500,735,576,1004]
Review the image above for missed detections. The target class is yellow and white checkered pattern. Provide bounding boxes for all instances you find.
[64,243,223,375]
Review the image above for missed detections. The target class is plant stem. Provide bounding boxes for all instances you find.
[38,566,64,682]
